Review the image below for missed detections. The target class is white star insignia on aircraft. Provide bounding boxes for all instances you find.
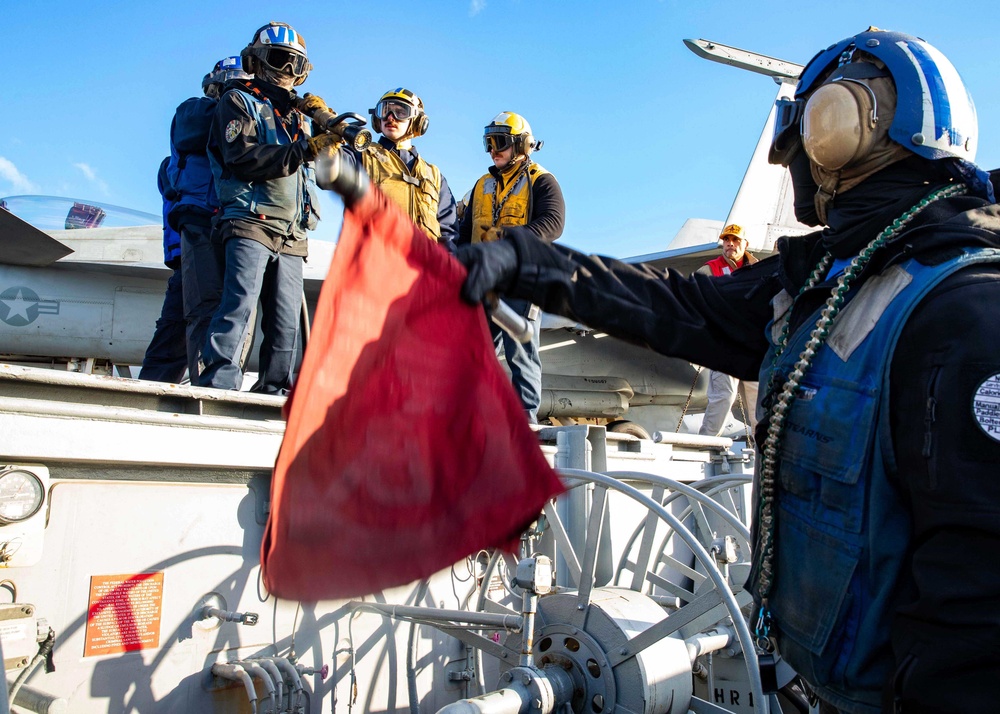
[0,289,34,322]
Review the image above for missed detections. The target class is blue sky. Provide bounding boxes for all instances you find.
[4,1,999,257]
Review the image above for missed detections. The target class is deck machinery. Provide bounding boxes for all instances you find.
[0,364,796,714]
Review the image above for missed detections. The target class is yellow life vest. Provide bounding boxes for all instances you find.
[362,143,443,241]
[469,160,549,243]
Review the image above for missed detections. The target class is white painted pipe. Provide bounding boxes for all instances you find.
[211,663,258,714]
[238,661,276,713]
[253,659,284,712]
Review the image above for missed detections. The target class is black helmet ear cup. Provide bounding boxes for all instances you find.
[368,109,383,134]
[240,47,257,76]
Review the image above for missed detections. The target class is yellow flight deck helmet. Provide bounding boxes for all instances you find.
[483,112,542,156]
[369,88,429,138]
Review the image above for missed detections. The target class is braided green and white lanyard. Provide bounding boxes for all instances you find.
[752,183,967,648]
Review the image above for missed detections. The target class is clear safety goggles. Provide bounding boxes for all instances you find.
[483,132,515,153]
[260,47,310,77]
[375,100,417,121]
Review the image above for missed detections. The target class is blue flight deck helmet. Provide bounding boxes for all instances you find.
[202,56,251,96]
[769,28,992,201]
[211,56,252,85]
[771,29,979,163]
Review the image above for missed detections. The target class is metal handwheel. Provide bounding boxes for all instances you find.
[355,469,768,714]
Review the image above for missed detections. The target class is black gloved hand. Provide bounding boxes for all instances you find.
[455,240,519,304]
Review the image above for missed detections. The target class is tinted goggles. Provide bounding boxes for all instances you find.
[262,47,310,77]
[483,133,515,153]
[375,100,417,121]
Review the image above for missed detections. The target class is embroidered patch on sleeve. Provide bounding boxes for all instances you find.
[225,119,243,143]
[972,373,1000,442]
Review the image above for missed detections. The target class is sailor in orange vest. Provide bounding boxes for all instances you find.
[695,224,758,436]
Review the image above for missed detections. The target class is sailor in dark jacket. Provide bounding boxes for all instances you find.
[199,22,339,395]
[457,112,565,423]
[457,29,1000,714]
[175,57,250,381]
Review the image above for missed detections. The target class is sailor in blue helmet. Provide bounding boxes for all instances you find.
[178,56,251,382]
[199,22,340,394]
[455,28,1000,712]
[141,57,250,383]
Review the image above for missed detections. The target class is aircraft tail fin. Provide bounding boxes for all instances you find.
[685,38,813,255]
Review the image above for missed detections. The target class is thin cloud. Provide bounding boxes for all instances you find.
[0,156,37,193]
[469,0,486,16]
[73,162,110,196]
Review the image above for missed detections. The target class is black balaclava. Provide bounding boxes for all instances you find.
[819,155,943,258]
[777,155,945,289]
[789,150,822,227]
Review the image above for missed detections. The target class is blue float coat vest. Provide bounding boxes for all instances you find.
[156,157,181,268]
[166,96,218,232]
[754,246,1000,712]
[210,87,319,240]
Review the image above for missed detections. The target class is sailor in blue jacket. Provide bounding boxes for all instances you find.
[174,56,250,381]
[139,157,187,382]
[141,57,250,383]
[456,29,1000,713]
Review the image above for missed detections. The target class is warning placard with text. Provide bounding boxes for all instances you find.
[84,572,164,657]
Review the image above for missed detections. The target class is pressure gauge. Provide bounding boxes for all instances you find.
[0,469,45,524]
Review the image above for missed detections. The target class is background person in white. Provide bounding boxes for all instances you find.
[695,224,757,437]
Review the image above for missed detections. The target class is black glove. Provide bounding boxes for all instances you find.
[455,240,519,304]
